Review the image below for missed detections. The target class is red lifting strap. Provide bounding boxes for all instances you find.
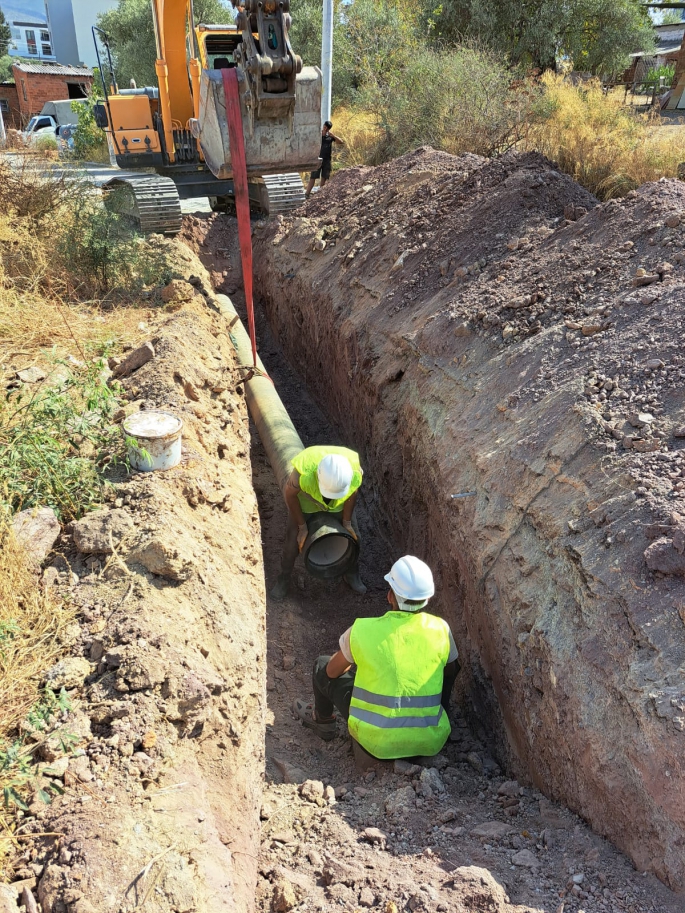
[222,67,257,368]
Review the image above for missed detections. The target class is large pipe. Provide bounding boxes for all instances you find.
[214,294,358,579]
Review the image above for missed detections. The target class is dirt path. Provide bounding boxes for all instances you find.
[180,210,683,913]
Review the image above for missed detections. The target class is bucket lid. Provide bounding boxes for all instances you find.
[123,411,182,439]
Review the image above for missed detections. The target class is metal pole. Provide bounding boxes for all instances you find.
[321,0,333,124]
[0,105,6,146]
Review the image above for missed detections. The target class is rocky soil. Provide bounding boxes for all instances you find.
[244,148,685,893]
[3,244,266,913]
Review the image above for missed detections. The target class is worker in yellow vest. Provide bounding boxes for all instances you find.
[271,445,365,600]
[293,556,460,759]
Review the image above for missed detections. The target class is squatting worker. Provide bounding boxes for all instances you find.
[270,445,365,600]
[305,120,345,199]
[293,556,460,759]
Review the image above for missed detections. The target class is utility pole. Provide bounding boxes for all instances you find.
[0,105,6,146]
[321,0,333,124]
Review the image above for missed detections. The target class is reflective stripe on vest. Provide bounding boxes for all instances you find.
[291,445,362,514]
[348,611,452,760]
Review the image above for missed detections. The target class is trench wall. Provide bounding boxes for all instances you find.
[253,151,685,890]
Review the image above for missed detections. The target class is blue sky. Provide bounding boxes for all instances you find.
[1,0,48,25]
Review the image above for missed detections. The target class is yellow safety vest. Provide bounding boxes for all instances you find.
[348,611,451,759]
[291,445,362,515]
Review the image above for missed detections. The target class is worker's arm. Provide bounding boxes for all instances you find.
[326,650,352,679]
[441,660,460,713]
[330,133,345,146]
[284,469,306,526]
[341,489,358,524]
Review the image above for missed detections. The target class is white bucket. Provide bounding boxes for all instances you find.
[123,411,183,472]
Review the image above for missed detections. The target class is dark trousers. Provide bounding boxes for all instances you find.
[313,654,355,720]
[280,511,361,578]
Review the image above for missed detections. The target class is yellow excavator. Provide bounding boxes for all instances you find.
[92,0,322,234]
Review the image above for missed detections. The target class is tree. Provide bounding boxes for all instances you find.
[0,8,12,58]
[423,0,655,74]
[97,0,234,88]
[0,55,32,83]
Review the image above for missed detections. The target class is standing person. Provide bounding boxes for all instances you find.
[271,445,365,600]
[292,556,460,759]
[305,120,344,199]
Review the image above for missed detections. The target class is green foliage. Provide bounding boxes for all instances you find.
[643,63,675,89]
[0,54,32,82]
[71,80,108,161]
[58,191,171,294]
[660,9,683,24]
[98,0,234,88]
[0,357,122,522]
[0,9,11,58]
[358,44,534,162]
[422,0,655,74]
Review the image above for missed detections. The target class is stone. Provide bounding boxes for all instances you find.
[11,507,60,566]
[42,756,70,778]
[470,821,515,839]
[44,657,91,690]
[512,849,540,868]
[132,535,194,580]
[17,366,46,384]
[466,752,484,774]
[322,857,361,887]
[665,214,680,229]
[0,884,18,913]
[644,538,685,576]
[161,279,196,306]
[581,324,604,336]
[116,652,167,692]
[361,827,387,848]
[272,879,297,913]
[323,785,336,805]
[112,342,155,378]
[72,509,134,555]
[674,426,685,439]
[437,808,458,824]
[418,766,444,798]
[393,759,420,776]
[359,887,376,907]
[628,411,654,428]
[498,779,520,797]
[299,779,324,803]
[385,785,416,815]
[272,757,306,784]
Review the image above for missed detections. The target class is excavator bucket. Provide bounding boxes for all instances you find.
[193,65,322,180]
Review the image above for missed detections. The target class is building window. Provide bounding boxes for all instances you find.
[25,29,37,55]
[0,100,9,114]
[40,30,51,55]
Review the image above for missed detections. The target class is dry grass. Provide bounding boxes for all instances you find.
[527,72,685,198]
[331,107,383,168]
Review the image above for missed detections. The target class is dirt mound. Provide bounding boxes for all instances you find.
[252,147,685,891]
[6,248,266,913]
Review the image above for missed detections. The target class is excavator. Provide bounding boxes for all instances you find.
[92,0,322,234]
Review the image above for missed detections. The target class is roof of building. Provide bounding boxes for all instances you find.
[12,62,93,77]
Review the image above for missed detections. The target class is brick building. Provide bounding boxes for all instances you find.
[0,83,21,129]
[11,62,93,122]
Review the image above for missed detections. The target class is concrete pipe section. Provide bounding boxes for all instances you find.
[215,293,355,580]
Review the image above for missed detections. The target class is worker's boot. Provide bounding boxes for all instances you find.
[343,569,367,595]
[270,573,291,601]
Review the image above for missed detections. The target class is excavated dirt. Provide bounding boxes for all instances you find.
[5,244,266,913]
[180,202,683,913]
[243,147,685,895]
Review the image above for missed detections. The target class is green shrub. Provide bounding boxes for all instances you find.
[643,63,675,90]
[0,359,123,521]
[71,95,109,161]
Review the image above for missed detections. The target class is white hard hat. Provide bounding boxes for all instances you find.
[385,555,435,604]
[317,453,353,500]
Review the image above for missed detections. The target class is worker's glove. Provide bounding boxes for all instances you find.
[343,520,358,542]
[297,524,308,553]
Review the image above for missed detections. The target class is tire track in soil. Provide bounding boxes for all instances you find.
[180,211,683,913]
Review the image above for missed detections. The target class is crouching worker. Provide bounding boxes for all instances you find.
[293,556,460,759]
[270,445,365,601]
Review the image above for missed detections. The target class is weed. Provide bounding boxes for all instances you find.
[0,357,124,521]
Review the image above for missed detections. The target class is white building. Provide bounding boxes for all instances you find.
[45,0,118,68]
[8,17,56,61]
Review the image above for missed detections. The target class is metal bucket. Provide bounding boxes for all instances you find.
[303,512,359,580]
[123,411,183,472]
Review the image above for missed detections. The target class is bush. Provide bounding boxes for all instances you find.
[355,45,535,164]
[643,63,675,90]
[71,94,109,162]
[527,72,685,198]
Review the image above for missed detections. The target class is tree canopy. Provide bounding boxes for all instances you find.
[0,8,12,59]
[97,0,234,88]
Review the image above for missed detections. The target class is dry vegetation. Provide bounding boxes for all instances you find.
[0,154,179,873]
[333,70,685,200]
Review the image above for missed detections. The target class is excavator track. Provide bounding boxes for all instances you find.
[102,175,183,236]
[255,174,306,214]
